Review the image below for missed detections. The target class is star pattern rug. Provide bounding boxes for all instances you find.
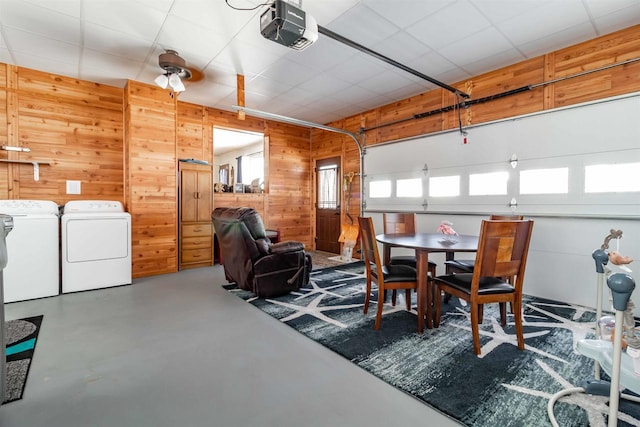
[223,263,640,426]
[4,315,43,404]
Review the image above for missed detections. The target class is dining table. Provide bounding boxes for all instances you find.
[376,232,479,332]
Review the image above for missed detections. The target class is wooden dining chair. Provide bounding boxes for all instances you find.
[383,212,437,278]
[433,219,534,355]
[358,216,418,330]
[444,214,524,276]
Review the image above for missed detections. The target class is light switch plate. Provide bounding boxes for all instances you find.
[66,180,81,195]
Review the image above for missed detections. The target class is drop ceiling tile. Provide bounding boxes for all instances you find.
[329,84,382,106]
[470,0,554,24]
[363,0,452,28]
[370,30,432,65]
[406,0,492,50]
[438,27,514,66]
[186,83,237,109]
[4,27,80,62]
[0,0,81,44]
[132,0,174,14]
[22,0,81,18]
[584,0,640,17]
[213,39,287,76]
[81,48,145,79]
[593,5,640,35]
[11,51,79,78]
[516,22,597,58]
[246,74,295,98]
[460,48,525,77]
[433,67,472,87]
[325,3,400,46]
[258,58,321,87]
[405,51,457,80]
[84,23,153,61]
[0,48,12,64]
[83,1,166,41]
[287,37,355,73]
[296,72,352,97]
[156,15,228,61]
[357,69,414,94]
[203,61,243,87]
[496,1,591,46]
[324,53,388,85]
[273,86,321,106]
[301,0,361,27]
[169,0,259,37]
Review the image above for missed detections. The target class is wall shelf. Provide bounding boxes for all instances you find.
[0,159,51,181]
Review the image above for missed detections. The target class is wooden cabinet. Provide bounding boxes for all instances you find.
[179,162,213,269]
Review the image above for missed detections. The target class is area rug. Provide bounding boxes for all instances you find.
[224,263,640,426]
[3,315,43,403]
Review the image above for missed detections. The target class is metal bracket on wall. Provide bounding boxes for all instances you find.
[0,159,51,181]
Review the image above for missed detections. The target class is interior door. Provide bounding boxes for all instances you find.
[315,157,341,254]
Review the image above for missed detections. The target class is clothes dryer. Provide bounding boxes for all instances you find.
[61,200,131,293]
[0,200,60,302]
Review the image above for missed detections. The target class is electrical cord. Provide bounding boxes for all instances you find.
[224,0,272,11]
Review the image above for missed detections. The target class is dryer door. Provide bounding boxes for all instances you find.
[66,217,130,262]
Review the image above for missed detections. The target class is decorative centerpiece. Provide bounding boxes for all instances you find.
[438,220,458,243]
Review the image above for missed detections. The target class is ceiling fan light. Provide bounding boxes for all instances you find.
[169,73,185,92]
[154,74,169,89]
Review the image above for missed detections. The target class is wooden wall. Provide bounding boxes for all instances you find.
[125,81,178,278]
[0,69,312,279]
[311,24,640,235]
[1,24,637,278]
[0,64,124,203]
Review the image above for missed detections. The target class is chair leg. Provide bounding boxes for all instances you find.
[374,284,385,330]
[499,302,507,326]
[364,278,372,314]
[405,289,412,311]
[434,285,443,328]
[513,298,525,350]
[470,302,482,355]
[478,304,484,324]
[392,290,397,306]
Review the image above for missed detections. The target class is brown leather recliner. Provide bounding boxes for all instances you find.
[212,207,311,297]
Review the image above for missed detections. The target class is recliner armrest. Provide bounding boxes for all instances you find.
[269,241,304,254]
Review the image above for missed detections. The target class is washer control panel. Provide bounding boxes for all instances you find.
[63,200,124,213]
[0,199,59,215]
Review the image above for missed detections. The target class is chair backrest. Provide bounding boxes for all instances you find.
[383,212,416,234]
[490,214,524,220]
[473,219,534,292]
[358,217,384,278]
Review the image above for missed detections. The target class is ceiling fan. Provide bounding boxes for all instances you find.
[154,50,201,93]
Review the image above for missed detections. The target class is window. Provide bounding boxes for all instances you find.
[397,178,422,197]
[469,171,509,196]
[585,162,640,193]
[369,180,391,198]
[429,175,460,197]
[239,152,264,185]
[520,168,568,194]
[318,164,338,208]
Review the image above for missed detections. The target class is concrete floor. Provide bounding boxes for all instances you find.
[1,265,461,427]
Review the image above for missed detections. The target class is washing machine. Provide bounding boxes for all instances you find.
[0,199,60,302]
[61,200,131,293]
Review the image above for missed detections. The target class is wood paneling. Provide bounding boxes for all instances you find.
[0,24,637,280]
[6,67,124,203]
[177,102,209,163]
[125,81,177,278]
[266,121,311,246]
[214,192,266,218]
